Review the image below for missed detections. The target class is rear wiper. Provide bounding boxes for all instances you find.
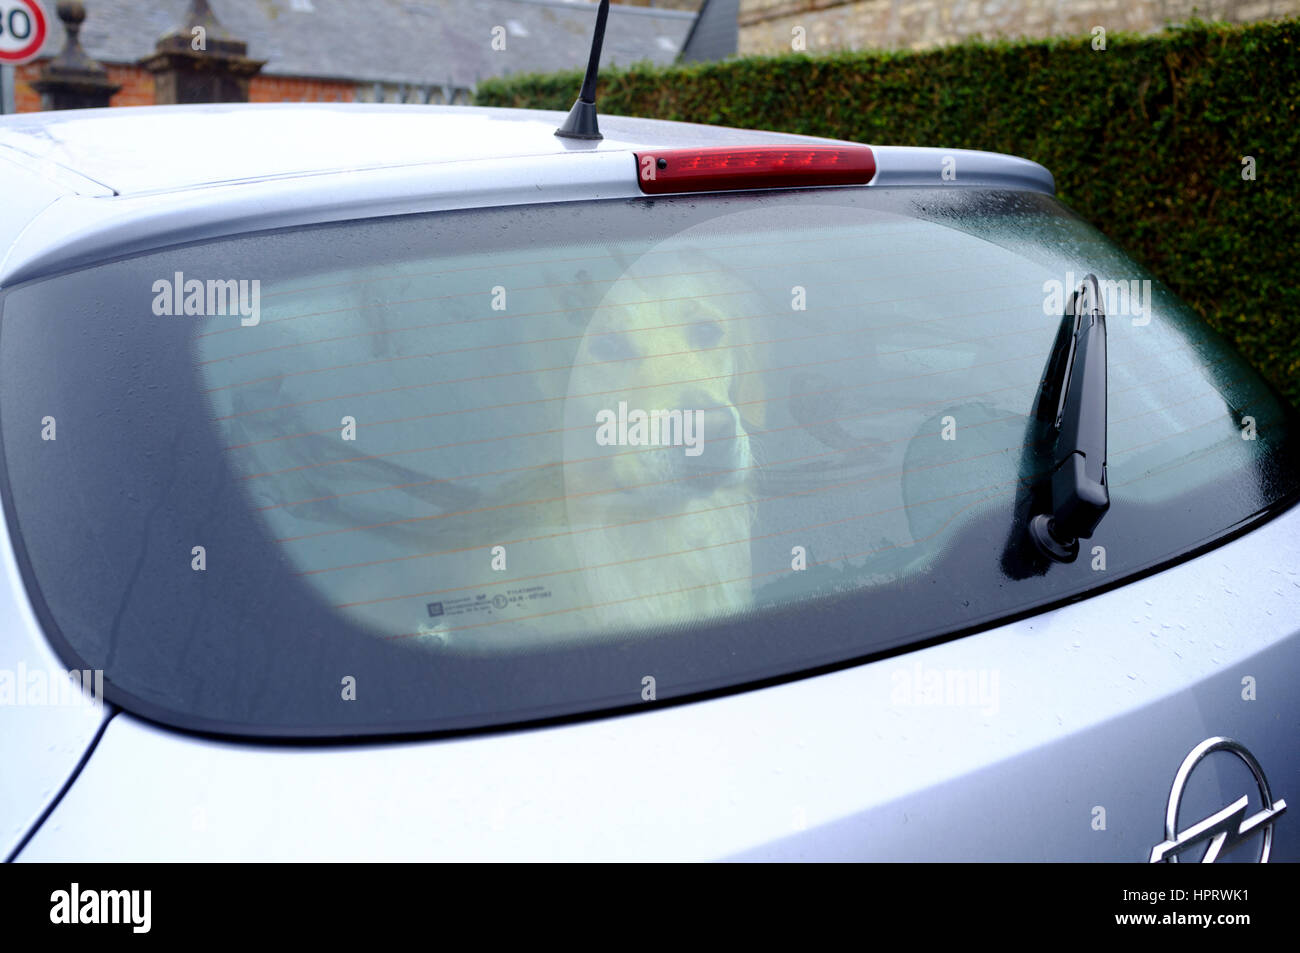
[1028,273,1110,562]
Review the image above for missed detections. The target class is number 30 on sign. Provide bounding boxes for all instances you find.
[0,0,48,66]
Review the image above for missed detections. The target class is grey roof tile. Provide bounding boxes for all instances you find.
[34,0,695,88]
[680,0,737,62]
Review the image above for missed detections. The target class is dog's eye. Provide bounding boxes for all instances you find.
[689,321,725,349]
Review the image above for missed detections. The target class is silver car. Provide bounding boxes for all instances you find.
[1,102,1296,861]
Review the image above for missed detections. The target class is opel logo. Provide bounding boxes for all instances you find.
[1149,737,1287,863]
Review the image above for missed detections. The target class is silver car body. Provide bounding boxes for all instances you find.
[1,104,1295,861]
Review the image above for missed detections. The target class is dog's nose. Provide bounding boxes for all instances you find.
[669,394,747,492]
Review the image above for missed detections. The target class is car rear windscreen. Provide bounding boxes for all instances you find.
[2,188,1297,736]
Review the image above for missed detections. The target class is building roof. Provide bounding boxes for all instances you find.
[680,0,738,62]
[33,0,696,89]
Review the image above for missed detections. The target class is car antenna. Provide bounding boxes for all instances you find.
[555,0,611,140]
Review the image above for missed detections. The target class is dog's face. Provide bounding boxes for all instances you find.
[563,256,767,507]
[560,250,768,629]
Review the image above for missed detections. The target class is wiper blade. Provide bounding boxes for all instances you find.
[1028,273,1109,562]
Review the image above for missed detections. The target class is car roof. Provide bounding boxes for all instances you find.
[0,102,1053,198]
[0,104,1054,289]
[0,103,864,197]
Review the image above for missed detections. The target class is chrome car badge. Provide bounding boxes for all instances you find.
[1150,737,1287,863]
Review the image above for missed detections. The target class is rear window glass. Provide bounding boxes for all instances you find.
[2,188,1297,736]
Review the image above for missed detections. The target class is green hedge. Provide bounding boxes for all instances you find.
[476,19,1300,405]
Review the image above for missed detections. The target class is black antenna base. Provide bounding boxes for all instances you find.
[555,0,610,140]
[555,98,602,140]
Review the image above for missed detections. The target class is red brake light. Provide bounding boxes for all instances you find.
[634,145,876,194]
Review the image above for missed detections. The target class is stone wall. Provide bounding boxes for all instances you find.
[739,0,1300,54]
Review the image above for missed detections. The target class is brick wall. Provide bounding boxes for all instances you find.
[13,63,41,113]
[11,62,355,112]
[249,75,356,104]
[738,0,1300,54]
[106,64,156,108]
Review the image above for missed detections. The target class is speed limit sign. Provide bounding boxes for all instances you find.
[0,0,47,66]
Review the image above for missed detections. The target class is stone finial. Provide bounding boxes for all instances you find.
[31,1,121,110]
[139,0,266,104]
[156,0,247,57]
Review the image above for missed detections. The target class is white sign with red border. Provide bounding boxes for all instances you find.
[0,0,47,66]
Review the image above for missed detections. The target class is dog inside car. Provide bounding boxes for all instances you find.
[202,240,771,650]
[559,247,769,636]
